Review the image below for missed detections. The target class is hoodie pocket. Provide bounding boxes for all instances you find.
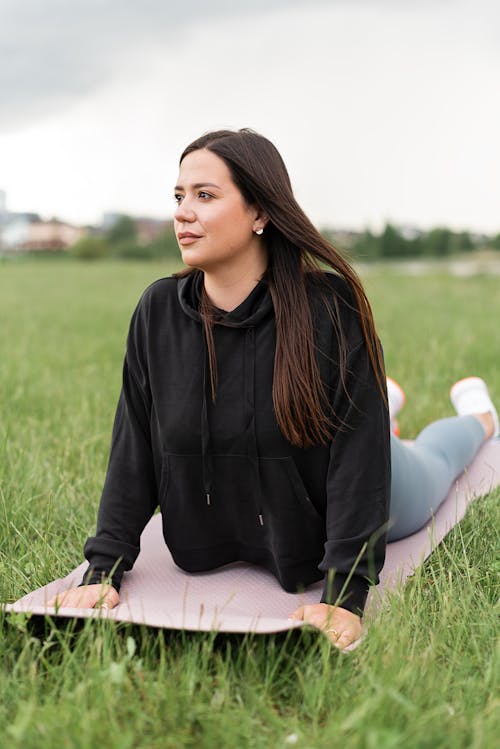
[158,452,325,587]
[258,456,326,567]
[159,452,264,551]
[280,456,323,522]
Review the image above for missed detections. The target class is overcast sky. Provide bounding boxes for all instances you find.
[1,0,499,233]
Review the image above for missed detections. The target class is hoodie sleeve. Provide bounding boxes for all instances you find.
[318,339,391,617]
[79,297,158,592]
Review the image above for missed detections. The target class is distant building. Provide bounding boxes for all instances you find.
[18,219,87,251]
[101,212,125,231]
[0,190,42,250]
[322,228,363,250]
[1,216,36,249]
[469,232,489,246]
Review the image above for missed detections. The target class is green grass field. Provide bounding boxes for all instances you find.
[1,260,498,749]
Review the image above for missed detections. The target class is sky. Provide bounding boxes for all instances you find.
[1,0,499,233]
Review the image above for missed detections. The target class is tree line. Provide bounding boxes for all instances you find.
[69,216,500,261]
[323,225,500,261]
[70,216,179,260]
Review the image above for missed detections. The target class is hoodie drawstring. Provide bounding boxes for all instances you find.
[245,327,265,526]
[200,324,265,527]
[201,328,213,507]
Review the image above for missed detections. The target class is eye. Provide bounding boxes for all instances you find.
[198,191,212,200]
[173,194,183,204]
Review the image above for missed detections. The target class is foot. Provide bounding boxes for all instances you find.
[387,376,406,437]
[450,377,499,440]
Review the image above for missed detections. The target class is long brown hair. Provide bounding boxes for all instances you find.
[173,128,386,449]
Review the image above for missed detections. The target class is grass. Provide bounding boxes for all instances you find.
[0,259,499,749]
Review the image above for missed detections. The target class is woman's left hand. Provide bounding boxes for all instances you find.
[288,603,362,649]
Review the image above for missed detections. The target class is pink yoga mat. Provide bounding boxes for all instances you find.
[4,441,499,649]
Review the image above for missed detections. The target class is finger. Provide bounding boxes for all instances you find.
[333,630,355,650]
[49,590,90,609]
[97,589,119,609]
[297,605,319,620]
[327,632,341,646]
[99,598,117,609]
[290,607,328,629]
[323,609,338,628]
[48,593,71,608]
[322,624,340,642]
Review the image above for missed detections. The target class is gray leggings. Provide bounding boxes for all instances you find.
[388,415,485,541]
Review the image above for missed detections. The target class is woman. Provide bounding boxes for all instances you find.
[49,128,498,650]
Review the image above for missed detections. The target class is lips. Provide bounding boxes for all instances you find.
[178,231,202,246]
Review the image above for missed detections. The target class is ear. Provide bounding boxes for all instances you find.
[252,208,270,233]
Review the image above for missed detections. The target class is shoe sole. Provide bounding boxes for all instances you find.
[450,376,499,438]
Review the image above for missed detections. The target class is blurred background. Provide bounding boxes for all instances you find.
[1,0,499,262]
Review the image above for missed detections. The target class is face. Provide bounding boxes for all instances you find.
[173,148,265,271]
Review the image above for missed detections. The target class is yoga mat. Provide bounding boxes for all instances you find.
[4,441,499,650]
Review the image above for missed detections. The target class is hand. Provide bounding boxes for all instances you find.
[47,584,119,610]
[288,603,362,649]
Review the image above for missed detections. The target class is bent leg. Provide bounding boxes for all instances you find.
[388,415,485,541]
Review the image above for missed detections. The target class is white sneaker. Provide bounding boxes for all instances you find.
[387,377,406,436]
[450,376,499,439]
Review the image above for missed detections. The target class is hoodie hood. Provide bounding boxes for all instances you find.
[177,267,274,328]
[177,268,274,525]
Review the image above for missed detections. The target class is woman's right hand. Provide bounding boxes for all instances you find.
[47,584,120,610]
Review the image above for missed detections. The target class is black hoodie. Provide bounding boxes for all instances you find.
[81,268,391,615]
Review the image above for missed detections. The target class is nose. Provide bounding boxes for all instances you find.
[174,196,196,224]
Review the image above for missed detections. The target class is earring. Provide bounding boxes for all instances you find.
[255,228,264,235]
